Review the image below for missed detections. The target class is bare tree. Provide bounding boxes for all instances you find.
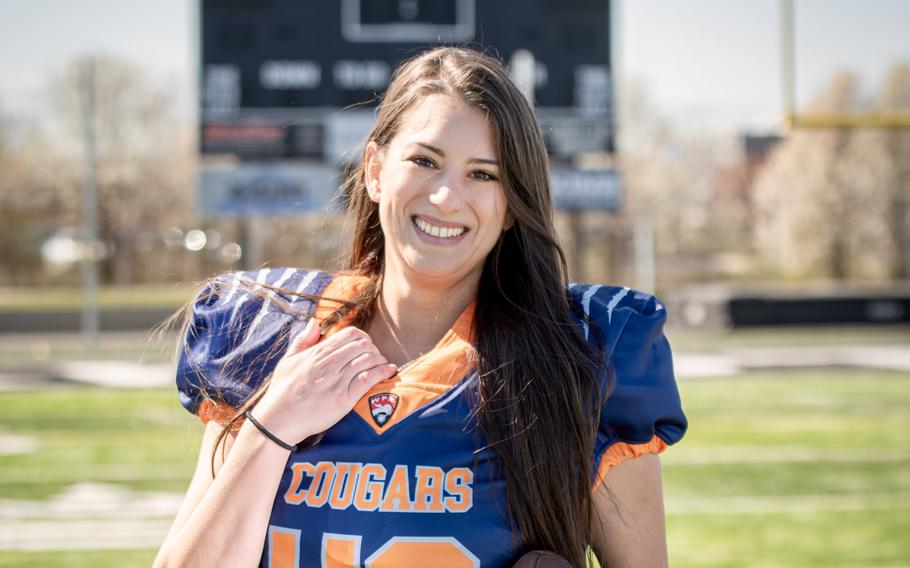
[47,55,195,285]
[0,106,81,284]
[875,64,910,278]
[754,72,859,279]
[754,65,910,282]
[616,77,743,285]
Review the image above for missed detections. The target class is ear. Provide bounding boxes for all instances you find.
[503,211,515,231]
[363,141,384,204]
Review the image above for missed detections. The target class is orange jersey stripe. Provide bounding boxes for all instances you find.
[197,399,238,426]
[592,435,669,491]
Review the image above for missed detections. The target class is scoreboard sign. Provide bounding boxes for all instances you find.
[199,165,620,218]
[201,0,613,155]
[199,163,341,217]
[551,168,620,211]
[200,0,617,214]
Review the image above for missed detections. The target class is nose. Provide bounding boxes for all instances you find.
[428,173,465,215]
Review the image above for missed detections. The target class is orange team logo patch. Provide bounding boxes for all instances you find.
[369,393,399,427]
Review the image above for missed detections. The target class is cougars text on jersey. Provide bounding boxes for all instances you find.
[283,461,473,513]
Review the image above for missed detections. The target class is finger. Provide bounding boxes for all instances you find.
[320,336,380,369]
[340,350,388,378]
[346,364,399,401]
[286,318,319,356]
[317,325,372,349]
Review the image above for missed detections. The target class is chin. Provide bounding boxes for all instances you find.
[402,256,478,284]
[407,263,468,282]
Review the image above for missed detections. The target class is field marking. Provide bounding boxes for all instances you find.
[53,360,175,388]
[0,482,181,551]
[4,483,909,551]
[0,518,173,551]
[0,482,182,520]
[0,428,39,456]
[664,447,910,465]
[732,345,910,373]
[1,462,193,484]
[667,492,910,515]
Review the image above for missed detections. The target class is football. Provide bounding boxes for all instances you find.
[512,550,574,568]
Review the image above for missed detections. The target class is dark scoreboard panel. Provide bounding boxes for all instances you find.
[202,0,610,109]
[201,0,613,158]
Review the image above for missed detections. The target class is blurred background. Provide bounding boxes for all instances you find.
[1,1,908,566]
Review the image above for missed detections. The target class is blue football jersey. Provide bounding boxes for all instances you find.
[176,268,687,567]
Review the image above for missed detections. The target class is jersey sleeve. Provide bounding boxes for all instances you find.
[571,285,687,485]
[175,268,332,421]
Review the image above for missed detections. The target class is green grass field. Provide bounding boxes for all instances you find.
[0,285,196,313]
[1,370,908,567]
[0,333,179,366]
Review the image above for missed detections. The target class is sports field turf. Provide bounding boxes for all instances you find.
[1,370,908,567]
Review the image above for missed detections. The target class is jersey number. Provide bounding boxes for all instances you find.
[267,526,480,567]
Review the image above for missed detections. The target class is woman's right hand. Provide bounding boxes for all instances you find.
[155,318,392,568]
[250,319,398,446]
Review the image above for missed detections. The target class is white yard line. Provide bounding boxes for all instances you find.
[664,447,910,465]
[729,345,910,373]
[1,518,174,551]
[0,482,183,519]
[54,361,175,388]
[667,492,910,515]
[2,465,192,484]
[0,428,39,456]
[2,481,909,551]
[0,482,182,551]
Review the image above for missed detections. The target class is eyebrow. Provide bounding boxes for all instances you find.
[416,142,499,166]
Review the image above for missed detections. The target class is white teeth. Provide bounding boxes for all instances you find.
[414,217,466,239]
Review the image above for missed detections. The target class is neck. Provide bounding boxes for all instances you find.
[368,265,478,367]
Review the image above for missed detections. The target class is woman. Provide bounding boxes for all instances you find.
[155,47,686,568]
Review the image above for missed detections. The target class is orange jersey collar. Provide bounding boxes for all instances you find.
[317,273,476,435]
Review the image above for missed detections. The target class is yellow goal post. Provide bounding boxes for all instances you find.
[780,0,910,129]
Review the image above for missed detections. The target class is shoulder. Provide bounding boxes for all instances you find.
[175,268,335,415]
[567,283,666,358]
[568,283,687,478]
[204,267,336,302]
[185,267,336,359]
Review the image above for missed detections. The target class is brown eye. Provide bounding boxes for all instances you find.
[471,170,497,182]
[412,156,437,168]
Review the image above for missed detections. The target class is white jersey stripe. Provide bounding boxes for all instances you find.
[246,268,297,338]
[221,271,244,304]
[294,269,320,295]
[230,268,270,319]
[580,284,603,340]
[605,287,630,324]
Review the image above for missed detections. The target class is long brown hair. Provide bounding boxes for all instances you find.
[202,47,606,567]
[341,47,605,567]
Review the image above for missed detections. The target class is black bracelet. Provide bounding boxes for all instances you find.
[244,411,297,452]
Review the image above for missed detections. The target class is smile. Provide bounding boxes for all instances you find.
[413,216,467,239]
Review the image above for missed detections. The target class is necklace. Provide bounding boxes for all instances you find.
[373,302,426,375]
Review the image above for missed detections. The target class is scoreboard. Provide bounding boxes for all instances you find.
[199,0,617,215]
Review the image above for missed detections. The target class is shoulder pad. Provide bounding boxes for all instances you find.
[569,283,686,473]
[568,283,665,357]
[176,268,334,415]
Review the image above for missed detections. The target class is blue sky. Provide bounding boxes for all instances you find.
[1,0,908,131]
[619,0,910,128]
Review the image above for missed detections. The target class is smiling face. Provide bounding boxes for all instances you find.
[365,93,510,291]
